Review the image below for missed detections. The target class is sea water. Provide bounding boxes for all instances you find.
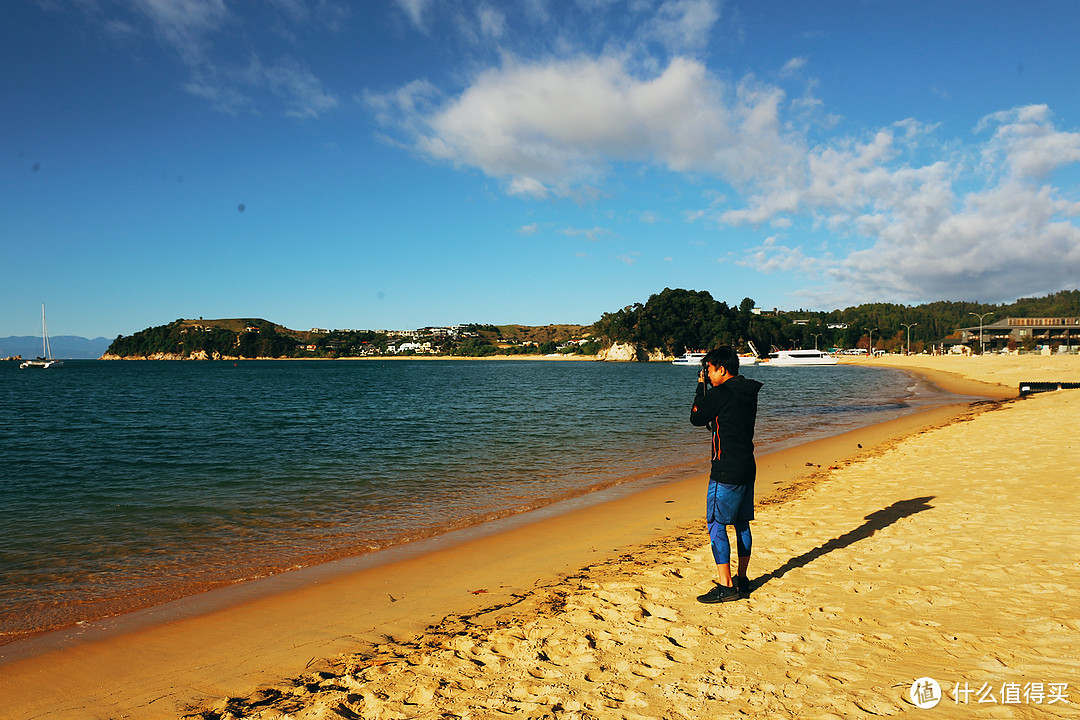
[0,359,932,642]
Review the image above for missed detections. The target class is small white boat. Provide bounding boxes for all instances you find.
[674,349,759,366]
[762,349,837,366]
[671,351,706,366]
[19,304,64,369]
[739,340,760,365]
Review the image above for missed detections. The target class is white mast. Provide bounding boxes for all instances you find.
[42,304,52,359]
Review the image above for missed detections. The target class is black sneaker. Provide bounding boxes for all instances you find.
[696,584,740,604]
[736,575,751,599]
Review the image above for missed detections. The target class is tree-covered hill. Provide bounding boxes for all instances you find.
[590,288,1080,356]
[105,319,304,358]
[104,319,596,359]
[103,289,1080,359]
[591,289,759,356]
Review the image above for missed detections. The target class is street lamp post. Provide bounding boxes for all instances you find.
[864,327,878,357]
[902,323,919,355]
[969,312,994,354]
[811,333,822,350]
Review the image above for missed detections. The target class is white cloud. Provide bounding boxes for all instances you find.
[68,0,339,118]
[976,105,1080,180]
[477,4,506,38]
[642,0,722,54]
[829,179,1080,302]
[561,226,612,241]
[744,107,1080,304]
[780,56,807,78]
[508,176,551,199]
[184,68,252,115]
[737,236,816,274]
[376,53,802,199]
[133,0,229,66]
[251,57,339,118]
[183,54,339,118]
[365,0,1080,307]
[366,79,440,128]
[395,0,430,31]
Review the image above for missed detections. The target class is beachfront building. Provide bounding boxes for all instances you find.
[388,341,434,355]
[954,317,1080,353]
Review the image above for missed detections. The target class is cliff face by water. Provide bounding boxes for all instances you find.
[595,342,669,362]
[100,350,242,361]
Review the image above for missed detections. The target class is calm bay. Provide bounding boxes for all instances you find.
[1,358,931,642]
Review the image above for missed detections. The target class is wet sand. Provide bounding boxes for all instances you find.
[3,356,1078,719]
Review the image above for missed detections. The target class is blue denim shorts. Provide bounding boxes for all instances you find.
[706,481,754,525]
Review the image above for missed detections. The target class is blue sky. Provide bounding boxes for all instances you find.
[4,0,1080,339]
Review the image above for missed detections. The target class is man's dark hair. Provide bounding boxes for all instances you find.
[703,346,740,376]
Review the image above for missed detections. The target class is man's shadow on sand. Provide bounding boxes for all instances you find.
[753,496,935,589]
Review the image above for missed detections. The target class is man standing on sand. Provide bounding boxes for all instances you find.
[690,346,763,603]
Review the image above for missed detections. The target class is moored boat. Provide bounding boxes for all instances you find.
[761,348,837,366]
[674,348,759,366]
[19,305,63,369]
[671,351,707,365]
[739,340,760,365]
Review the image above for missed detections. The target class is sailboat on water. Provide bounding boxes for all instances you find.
[19,304,64,369]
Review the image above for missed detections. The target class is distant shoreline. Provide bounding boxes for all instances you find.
[98,353,603,361]
[335,354,600,361]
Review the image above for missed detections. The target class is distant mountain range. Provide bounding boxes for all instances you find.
[0,336,112,359]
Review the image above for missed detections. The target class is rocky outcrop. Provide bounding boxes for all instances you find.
[596,343,671,362]
[597,342,638,361]
[99,352,184,360]
[99,351,241,361]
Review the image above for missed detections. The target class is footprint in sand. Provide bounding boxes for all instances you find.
[527,664,564,680]
[642,652,678,674]
[666,625,700,648]
[586,628,622,653]
[598,684,649,709]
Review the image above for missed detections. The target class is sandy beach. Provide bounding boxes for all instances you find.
[2,355,1077,719]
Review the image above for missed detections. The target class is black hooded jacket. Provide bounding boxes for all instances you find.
[690,374,763,486]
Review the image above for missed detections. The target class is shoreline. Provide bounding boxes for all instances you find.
[0,357,927,648]
[0,361,962,650]
[0,365,1011,719]
[837,355,1018,398]
[97,354,603,361]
